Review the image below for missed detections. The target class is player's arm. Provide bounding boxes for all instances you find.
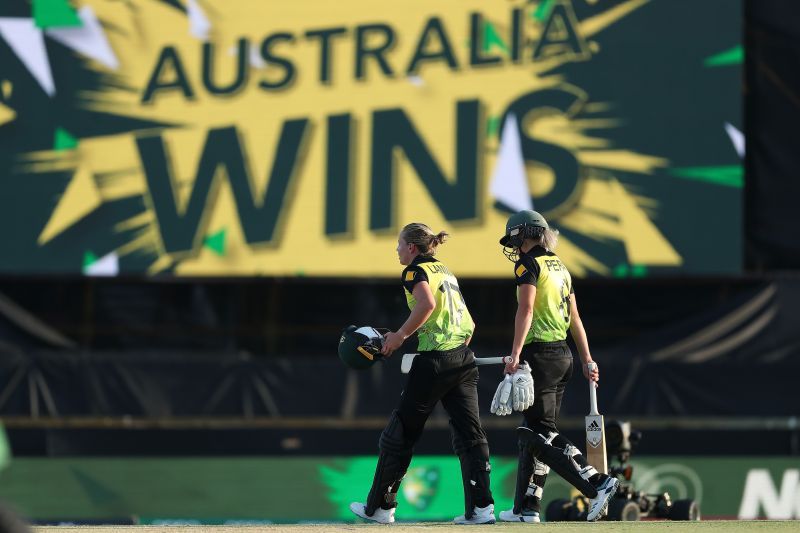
[382,281,435,355]
[568,293,598,382]
[506,284,535,374]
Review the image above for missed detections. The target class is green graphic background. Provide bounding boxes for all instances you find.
[0,455,792,522]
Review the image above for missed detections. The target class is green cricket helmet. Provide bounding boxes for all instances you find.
[338,325,386,370]
[499,210,549,247]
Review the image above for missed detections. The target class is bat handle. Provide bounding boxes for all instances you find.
[474,356,513,366]
[587,362,599,416]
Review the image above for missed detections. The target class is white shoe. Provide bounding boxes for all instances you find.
[499,508,540,523]
[586,476,619,522]
[350,502,395,524]
[454,504,495,525]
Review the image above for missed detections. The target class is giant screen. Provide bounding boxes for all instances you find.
[0,0,742,276]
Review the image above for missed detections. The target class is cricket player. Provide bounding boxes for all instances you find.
[349,223,495,525]
[497,210,618,523]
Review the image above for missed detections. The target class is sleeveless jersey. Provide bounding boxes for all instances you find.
[514,246,574,343]
[401,256,475,351]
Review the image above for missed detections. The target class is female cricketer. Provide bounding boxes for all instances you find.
[497,210,618,523]
[350,223,495,525]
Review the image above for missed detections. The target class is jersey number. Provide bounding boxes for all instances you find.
[441,280,465,326]
[559,279,571,323]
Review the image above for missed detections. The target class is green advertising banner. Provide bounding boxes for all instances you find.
[0,456,797,522]
[0,0,740,277]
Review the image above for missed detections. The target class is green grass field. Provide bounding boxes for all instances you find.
[34,522,800,533]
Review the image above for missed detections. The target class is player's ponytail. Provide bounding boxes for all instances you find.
[400,223,449,256]
[541,228,560,251]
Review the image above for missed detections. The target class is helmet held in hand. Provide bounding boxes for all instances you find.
[338,325,386,369]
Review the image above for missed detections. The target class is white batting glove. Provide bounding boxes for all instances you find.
[490,375,514,416]
[511,362,534,412]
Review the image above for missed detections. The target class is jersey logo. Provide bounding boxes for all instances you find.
[515,264,527,277]
[405,271,416,281]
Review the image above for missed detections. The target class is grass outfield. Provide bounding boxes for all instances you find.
[34,523,799,533]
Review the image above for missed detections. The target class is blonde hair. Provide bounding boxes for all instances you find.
[400,223,449,256]
[538,228,560,251]
[523,227,560,251]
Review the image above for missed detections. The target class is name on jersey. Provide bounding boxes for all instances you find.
[424,263,453,277]
[543,258,566,272]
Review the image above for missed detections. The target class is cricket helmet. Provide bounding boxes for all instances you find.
[499,210,550,262]
[499,210,549,247]
[338,325,386,370]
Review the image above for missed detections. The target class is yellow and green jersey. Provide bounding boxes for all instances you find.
[401,256,475,351]
[514,246,573,343]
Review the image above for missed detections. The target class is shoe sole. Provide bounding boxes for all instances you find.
[499,515,540,523]
[587,482,619,522]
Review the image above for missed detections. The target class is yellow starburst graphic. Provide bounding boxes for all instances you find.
[22,0,682,276]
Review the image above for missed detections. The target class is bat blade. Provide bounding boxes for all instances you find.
[585,413,607,474]
[400,353,418,373]
[585,363,607,474]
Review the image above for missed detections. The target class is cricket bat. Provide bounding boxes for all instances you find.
[400,353,511,373]
[584,362,608,474]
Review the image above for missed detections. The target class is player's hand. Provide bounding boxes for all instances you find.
[583,361,599,383]
[381,331,406,355]
[504,355,520,375]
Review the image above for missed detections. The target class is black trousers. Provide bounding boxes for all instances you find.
[367,344,493,516]
[520,340,573,434]
[399,345,488,450]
